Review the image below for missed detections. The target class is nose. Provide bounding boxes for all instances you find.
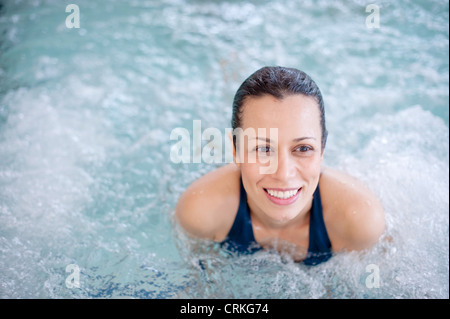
[272,150,296,181]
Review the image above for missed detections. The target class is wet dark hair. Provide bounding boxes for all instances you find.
[231,66,327,152]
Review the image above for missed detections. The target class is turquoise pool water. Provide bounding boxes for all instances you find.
[0,0,448,298]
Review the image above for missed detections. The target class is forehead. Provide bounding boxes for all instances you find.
[240,94,321,137]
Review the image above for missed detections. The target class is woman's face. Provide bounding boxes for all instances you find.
[235,94,324,227]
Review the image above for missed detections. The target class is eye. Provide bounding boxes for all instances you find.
[255,145,272,154]
[295,145,313,152]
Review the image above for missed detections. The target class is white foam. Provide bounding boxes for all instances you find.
[0,0,448,299]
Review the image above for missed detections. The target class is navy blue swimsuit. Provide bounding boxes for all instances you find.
[220,178,332,266]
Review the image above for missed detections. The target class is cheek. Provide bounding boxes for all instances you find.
[291,156,323,187]
[240,163,269,198]
[295,153,323,171]
[240,162,261,182]
[308,158,323,185]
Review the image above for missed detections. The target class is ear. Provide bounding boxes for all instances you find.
[228,131,240,168]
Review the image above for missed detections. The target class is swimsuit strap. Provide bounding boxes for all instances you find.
[220,178,260,253]
[303,185,332,265]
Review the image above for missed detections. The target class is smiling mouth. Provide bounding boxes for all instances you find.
[263,187,302,199]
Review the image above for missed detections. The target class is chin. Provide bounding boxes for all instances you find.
[266,209,299,224]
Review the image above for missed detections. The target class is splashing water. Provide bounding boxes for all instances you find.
[0,0,448,298]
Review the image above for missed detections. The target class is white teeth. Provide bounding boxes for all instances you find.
[266,188,299,199]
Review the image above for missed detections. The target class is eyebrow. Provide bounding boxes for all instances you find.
[251,137,317,142]
[292,137,316,142]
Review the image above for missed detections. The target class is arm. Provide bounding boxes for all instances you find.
[320,168,386,251]
[340,192,385,251]
[175,164,240,241]
[175,187,220,240]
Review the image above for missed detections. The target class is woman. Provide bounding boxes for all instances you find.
[176,66,385,265]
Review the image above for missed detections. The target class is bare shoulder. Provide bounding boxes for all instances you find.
[175,164,241,241]
[319,167,386,251]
